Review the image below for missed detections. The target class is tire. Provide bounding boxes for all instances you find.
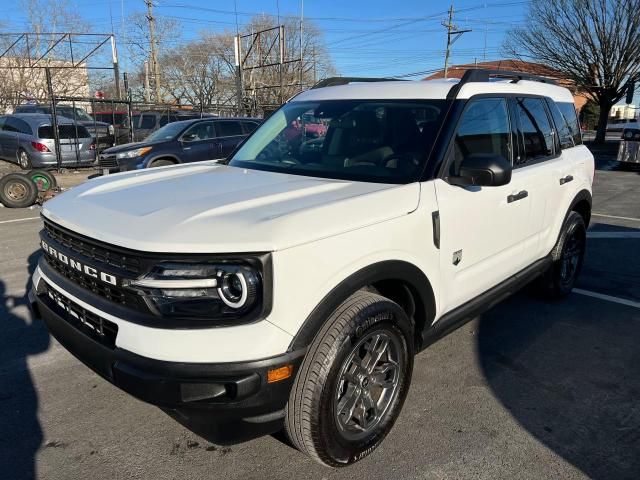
[0,173,39,208]
[285,291,414,467]
[17,149,33,170]
[149,159,175,168]
[27,169,57,192]
[538,211,587,298]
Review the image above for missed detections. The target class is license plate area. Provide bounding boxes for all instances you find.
[43,281,118,348]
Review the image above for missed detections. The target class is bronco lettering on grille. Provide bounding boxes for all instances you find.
[41,239,119,286]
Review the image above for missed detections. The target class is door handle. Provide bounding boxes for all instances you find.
[507,190,528,203]
[559,175,574,185]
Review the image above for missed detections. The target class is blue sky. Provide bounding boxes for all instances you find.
[2,0,530,77]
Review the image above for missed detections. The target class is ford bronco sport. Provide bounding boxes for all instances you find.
[30,70,593,467]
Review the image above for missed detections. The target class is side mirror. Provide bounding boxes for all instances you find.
[450,153,512,187]
[182,133,198,142]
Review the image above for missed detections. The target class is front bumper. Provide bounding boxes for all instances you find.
[30,269,305,444]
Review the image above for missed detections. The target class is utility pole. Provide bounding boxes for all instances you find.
[442,5,471,78]
[143,60,151,103]
[145,0,161,102]
[234,34,244,116]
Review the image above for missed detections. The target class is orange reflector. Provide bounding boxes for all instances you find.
[267,364,294,383]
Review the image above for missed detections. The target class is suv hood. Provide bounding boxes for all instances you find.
[42,162,420,253]
[102,140,165,154]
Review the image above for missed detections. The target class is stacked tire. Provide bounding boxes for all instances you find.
[0,170,57,208]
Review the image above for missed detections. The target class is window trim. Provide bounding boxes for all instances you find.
[439,95,513,182]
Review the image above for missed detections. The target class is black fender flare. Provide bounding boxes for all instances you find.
[568,189,592,226]
[288,260,436,352]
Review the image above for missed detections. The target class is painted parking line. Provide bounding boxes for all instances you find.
[573,289,640,309]
[592,213,640,223]
[0,217,41,225]
[587,232,640,239]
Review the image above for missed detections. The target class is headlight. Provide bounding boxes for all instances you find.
[116,146,152,159]
[108,125,115,135]
[124,262,262,320]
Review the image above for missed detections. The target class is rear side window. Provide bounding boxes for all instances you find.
[5,117,32,135]
[515,97,554,164]
[546,99,574,149]
[217,121,243,137]
[452,97,511,172]
[140,114,156,129]
[557,102,582,146]
[38,125,91,139]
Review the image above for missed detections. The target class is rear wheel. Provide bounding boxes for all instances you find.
[0,173,38,208]
[538,211,586,298]
[285,291,413,467]
[17,149,32,170]
[27,169,57,192]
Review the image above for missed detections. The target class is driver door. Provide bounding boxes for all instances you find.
[434,97,531,313]
[180,121,218,162]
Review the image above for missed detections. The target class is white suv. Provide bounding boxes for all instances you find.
[30,70,594,467]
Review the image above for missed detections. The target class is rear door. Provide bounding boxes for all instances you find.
[215,120,246,157]
[434,97,531,312]
[2,117,24,161]
[509,96,562,260]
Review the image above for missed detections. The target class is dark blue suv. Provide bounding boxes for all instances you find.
[99,117,260,171]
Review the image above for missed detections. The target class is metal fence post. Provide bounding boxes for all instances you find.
[45,67,63,173]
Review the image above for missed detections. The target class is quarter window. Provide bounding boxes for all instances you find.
[515,97,554,164]
[452,97,511,174]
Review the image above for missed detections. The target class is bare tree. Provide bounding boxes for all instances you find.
[504,0,640,143]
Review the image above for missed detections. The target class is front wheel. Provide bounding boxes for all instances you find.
[285,291,413,467]
[538,211,586,298]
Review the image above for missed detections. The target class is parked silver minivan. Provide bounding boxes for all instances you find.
[0,114,96,169]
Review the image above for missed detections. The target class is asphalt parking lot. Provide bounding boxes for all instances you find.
[0,150,639,480]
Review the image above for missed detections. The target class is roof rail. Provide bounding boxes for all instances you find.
[445,68,558,100]
[311,76,405,89]
[458,68,558,86]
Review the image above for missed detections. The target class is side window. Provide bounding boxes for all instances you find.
[452,97,511,173]
[547,99,574,150]
[182,122,215,142]
[557,102,582,146]
[241,121,259,134]
[515,97,554,164]
[5,117,32,135]
[217,121,243,137]
[140,114,156,129]
[0,116,6,130]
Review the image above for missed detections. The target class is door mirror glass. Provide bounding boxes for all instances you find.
[453,153,512,187]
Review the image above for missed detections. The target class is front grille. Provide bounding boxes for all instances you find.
[46,253,128,306]
[43,220,140,274]
[99,154,118,169]
[44,281,118,348]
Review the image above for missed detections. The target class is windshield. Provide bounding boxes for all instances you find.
[229,100,447,183]
[144,121,188,142]
[56,106,94,122]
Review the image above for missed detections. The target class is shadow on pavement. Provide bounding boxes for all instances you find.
[0,251,49,480]
[477,292,640,480]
